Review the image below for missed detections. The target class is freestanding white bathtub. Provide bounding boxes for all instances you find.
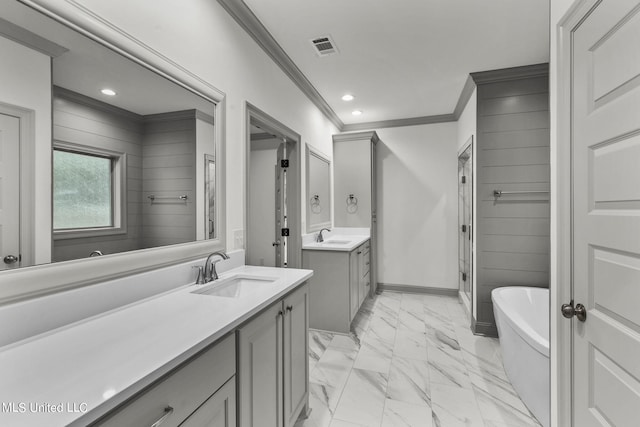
[491,286,549,427]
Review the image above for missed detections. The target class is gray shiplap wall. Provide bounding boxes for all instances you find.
[52,89,143,261]
[474,68,550,335]
[52,89,199,260]
[141,112,196,248]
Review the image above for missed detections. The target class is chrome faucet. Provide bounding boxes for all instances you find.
[203,251,230,283]
[316,228,331,243]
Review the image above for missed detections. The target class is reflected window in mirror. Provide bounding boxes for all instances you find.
[53,145,126,235]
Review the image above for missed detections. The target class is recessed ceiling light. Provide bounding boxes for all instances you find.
[342,94,354,101]
[101,88,117,96]
[352,110,362,116]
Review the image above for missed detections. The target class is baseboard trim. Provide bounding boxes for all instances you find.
[471,318,498,337]
[378,283,458,297]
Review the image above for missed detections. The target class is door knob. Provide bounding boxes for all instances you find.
[561,301,587,322]
[3,255,18,265]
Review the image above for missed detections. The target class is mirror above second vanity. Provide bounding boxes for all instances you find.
[305,143,331,232]
[0,0,226,302]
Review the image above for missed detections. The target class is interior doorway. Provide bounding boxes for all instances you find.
[245,103,301,268]
[0,103,36,270]
[0,112,21,270]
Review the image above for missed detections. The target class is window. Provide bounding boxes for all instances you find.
[53,143,126,238]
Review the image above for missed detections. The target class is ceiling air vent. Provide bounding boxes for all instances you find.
[310,35,338,57]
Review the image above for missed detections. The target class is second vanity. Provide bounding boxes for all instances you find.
[0,251,312,427]
[302,228,370,334]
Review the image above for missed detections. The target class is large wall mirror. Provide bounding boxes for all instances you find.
[305,143,331,232]
[0,0,225,301]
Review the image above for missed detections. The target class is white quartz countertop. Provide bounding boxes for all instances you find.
[0,265,312,427]
[302,234,370,252]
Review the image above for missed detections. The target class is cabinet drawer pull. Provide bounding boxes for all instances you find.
[150,406,174,427]
[286,305,293,312]
[357,251,362,254]
[365,261,370,266]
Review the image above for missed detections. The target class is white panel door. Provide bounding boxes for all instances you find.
[0,113,20,270]
[571,1,640,425]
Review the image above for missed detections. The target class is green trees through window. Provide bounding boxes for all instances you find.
[53,149,113,230]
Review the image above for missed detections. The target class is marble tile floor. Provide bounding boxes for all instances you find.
[296,291,541,427]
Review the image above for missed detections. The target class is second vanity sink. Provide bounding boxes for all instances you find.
[191,274,278,298]
[320,239,351,245]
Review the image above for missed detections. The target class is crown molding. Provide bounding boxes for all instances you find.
[217,0,549,133]
[452,74,476,120]
[333,130,379,144]
[341,113,456,132]
[470,62,549,84]
[54,86,143,123]
[0,16,68,57]
[250,132,277,141]
[143,109,214,124]
[217,0,344,130]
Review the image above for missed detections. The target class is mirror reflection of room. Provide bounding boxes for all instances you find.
[305,144,331,232]
[0,1,217,268]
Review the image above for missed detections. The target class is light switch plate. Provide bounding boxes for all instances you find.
[233,229,244,249]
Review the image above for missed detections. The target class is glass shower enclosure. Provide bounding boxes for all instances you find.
[458,141,473,308]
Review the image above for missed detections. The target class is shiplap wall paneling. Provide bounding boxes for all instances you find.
[52,89,143,261]
[474,71,550,335]
[142,111,197,248]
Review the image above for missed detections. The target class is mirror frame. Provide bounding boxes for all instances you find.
[0,0,226,304]
[305,143,332,233]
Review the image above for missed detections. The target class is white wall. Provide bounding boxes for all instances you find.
[376,122,458,290]
[0,36,51,265]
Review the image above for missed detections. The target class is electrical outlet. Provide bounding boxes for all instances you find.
[233,229,244,249]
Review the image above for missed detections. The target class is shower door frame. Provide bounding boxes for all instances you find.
[457,136,474,315]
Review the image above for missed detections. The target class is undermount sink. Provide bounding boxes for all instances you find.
[191,275,278,298]
[320,239,351,245]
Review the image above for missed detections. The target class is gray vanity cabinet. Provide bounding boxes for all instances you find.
[237,283,309,427]
[303,240,370,334]
[359,241,371,307]
[333,131,378,296]
[350,241,370,319]
[349,249,360,319]
[180,379,236,426]
[93,334,236,427]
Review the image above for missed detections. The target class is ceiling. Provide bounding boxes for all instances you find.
[242,0,550,126]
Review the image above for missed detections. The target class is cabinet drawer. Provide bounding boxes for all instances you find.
[95,334,235,427]
[363,272,370,293]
